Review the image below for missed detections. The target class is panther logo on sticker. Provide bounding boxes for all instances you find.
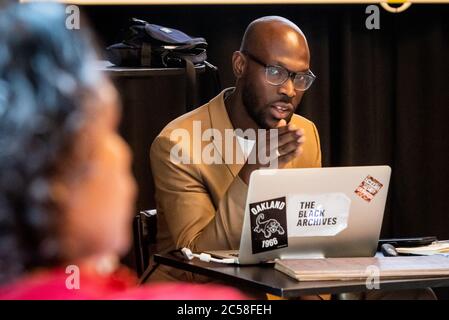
[355,175,383,202]
[253,214,285,238]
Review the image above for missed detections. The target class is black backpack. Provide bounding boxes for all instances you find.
[106,18,208,68]
[106,19,220,109]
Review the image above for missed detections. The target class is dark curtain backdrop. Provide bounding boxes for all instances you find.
[85,4,449,240]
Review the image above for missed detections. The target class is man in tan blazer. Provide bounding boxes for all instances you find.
[150,16,321,282]
[149,16,437,300]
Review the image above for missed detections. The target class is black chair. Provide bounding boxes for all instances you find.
[133,209,157,277]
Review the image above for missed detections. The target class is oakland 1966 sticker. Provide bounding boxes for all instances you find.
[355,175,384,202]
[249,196,288,254]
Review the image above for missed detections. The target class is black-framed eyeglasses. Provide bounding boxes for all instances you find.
[241,50,316,91]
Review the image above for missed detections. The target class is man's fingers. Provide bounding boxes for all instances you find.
[256,124,305,161]
[277,140,301,156]
[276,124,291,135]
[278,145,304,166]
[278,126,304,139]
[278,151,297,166]
[297,135,306,144]
[269,129,305,150]
[275,120,301,136]
[276,119,287,128]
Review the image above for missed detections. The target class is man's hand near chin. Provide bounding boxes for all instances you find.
[238,119,306,185]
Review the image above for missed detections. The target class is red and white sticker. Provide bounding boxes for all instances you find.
[355,175,383,202]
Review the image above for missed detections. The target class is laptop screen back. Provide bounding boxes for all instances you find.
[237,166,391,264]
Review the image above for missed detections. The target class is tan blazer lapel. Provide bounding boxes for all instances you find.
[207,89,245,178]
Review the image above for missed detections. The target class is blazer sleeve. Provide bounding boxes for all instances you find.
[311,121,322,167]
[150,135,247,252]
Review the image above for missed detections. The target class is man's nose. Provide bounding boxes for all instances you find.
[278,77,296,98]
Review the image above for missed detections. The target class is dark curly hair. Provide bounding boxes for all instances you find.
[0,3,101,284]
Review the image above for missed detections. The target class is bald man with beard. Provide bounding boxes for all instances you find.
[149,16,436,300]
[150,16,321,283]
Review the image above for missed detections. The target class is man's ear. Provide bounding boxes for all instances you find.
[232,51,246,79]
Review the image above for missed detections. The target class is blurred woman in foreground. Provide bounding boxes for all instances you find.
[0,3,245,299]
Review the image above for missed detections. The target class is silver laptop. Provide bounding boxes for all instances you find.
[208,166,391,264]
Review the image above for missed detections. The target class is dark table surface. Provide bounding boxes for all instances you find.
[153,253,449,298]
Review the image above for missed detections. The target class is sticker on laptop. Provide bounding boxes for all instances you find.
[249,196,288,254]
[286,193,350,237]
[355,175,384,202]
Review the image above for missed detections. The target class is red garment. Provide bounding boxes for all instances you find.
[0,266,247,300]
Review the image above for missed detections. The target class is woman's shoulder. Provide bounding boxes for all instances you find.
[0,266,136,300]
[0,266,247,300]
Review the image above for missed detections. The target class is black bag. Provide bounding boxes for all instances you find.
[106,18,220,110]
[106,18,208,68]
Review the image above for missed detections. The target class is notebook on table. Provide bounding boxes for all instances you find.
[274,255,449,281]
